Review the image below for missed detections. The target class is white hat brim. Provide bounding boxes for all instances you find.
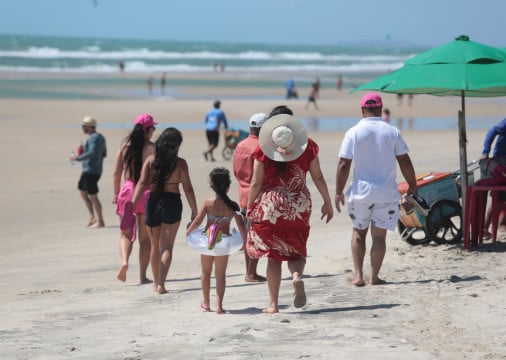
[258,114,308,162]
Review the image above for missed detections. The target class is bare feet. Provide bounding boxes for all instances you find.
[371,278,387,285]
[139,277,153,285]
[89,222,105,228]
[245,274,267,283]
[352,277,366,287]
[216,308,227,314]
[87,218,97,227]
[293,280,306,308]
[157,285,167,294]
[262,306,279,314]
[117,264,128,282]
[200,302,211,312]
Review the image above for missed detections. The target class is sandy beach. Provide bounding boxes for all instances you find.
[1,74,506,359]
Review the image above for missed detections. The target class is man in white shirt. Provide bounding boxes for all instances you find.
[335,93,418,286]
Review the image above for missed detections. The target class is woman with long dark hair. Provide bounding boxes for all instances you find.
[113,114,157,283]
[133,127,198,294]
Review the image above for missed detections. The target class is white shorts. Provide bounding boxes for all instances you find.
[347,201,400,231]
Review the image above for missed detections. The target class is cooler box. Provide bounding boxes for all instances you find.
[398,172,459,228]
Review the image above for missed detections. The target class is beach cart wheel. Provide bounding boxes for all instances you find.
[397,220,430,245]
[222,147,233,161]
[424,199,462,245]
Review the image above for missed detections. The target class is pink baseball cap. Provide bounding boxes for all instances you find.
[134,113,158,130]
[360,93,383,108]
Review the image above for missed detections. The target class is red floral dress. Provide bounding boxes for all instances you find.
[247,138,318,261]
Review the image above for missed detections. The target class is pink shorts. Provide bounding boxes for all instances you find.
[116,179,150,215]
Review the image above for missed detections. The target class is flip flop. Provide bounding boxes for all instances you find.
[293,280,306,308]
[120,201,136,242]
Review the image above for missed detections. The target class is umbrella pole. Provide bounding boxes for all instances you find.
[458,90,468,221]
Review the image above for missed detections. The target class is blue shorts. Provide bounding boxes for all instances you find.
[145,192,182,226]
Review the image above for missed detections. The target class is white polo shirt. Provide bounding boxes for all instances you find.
[339,117,409,203]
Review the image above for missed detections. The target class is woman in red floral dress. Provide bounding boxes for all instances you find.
[246,114,333,313]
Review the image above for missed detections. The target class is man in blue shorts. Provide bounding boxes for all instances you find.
[70,116,107,228]
[203,100,228,162]
[335,93,418,286]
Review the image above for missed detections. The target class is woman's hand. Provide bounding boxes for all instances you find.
[335,193,345,213]
[321,202,334,223]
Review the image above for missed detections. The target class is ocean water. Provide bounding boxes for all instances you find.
[0,34,428,99]
[0,34,501,130]
[0,34,423,75]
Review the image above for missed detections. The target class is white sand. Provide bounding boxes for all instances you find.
[1,82,506,359]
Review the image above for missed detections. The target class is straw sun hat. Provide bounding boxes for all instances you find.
[258,114,308,162]
[82,116,97,127]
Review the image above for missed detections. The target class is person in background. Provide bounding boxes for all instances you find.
[247,113,334,313]
[337,75,343,91]
[480,117,506,236]
[203,100,228,162]
[133,127,198,294]
[113,113,157,283]
[312,77,321,94]
[305,83,319,110]
[186,167,247,314]
[285,79,298,99]
[382,108,391,123]
[335,93,418,286]
[233,112,269,283]
[70,116,107,228]
[147,76,153,96]
[160,73,166,95]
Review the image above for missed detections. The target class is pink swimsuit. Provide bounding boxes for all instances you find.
[116,179,150,215]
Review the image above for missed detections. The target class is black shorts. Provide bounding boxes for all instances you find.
[145,192,183,227]
[206,130,219,146]
[78,172,101,195]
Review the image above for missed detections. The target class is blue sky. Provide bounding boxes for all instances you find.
[2,0,505,47]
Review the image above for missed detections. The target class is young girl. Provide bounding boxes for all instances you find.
[133,127,198,294]
[186,167,247,314]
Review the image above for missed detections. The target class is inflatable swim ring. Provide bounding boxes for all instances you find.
[187,226,243,256]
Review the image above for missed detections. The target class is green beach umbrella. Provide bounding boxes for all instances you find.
[351,35,506,208]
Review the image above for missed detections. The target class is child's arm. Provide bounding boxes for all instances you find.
[186,200,208,236]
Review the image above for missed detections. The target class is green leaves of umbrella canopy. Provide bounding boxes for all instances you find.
[352,35,506,96]
[405,35,505,65]
[355,63,506,96]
